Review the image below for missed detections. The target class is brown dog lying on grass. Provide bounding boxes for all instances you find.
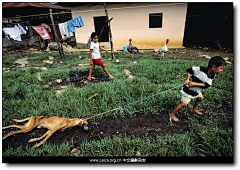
[3,116,89,148]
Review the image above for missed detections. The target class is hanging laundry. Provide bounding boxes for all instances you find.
[3,25,23,41]
[41,23,51,33]
[32,25,51,40]
[67,16,84,32]
[58,22,74,40]
[18,22,28,34]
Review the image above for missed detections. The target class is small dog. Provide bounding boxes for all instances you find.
[3,116,89,148]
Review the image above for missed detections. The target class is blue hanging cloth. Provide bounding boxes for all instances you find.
[67,16,84,32]
[18,22,28,34]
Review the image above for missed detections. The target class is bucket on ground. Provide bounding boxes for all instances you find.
[123,46,128,52]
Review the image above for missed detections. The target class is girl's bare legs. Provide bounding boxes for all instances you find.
[169,103,187,122]
[102,65,114,79]
[87,65,96,80]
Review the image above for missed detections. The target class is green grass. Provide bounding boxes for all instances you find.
[78,128,233,157]
[2,51,233,157]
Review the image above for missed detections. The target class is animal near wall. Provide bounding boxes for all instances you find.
[72,3,188,49]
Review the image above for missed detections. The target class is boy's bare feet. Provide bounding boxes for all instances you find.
[190,109,203,115]
[169,113,179,122]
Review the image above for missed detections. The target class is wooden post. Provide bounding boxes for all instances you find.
[103,3,115,60]
[49,9,65,59]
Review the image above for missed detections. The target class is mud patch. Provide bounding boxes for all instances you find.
[2,106,233,153]
[2,112,190,151]
[3,92,26,100]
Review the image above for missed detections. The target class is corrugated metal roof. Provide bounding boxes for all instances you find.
[3,2,70,10]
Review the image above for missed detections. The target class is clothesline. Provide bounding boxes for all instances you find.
[3,16,84,42]
[2,3,102,20]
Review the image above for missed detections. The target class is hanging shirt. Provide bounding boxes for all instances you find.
[3,25,23,41]
[67,16,84,32]
[32,25,51,40]
[90,41,101,59]
[58,22,74,40]
[18,22,28,34]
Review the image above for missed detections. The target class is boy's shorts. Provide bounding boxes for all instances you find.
[181,93,203,104]
[93,59,104,66]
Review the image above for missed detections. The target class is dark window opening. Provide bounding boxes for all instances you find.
[149,13,163,28]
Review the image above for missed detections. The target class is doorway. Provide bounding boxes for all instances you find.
[93,16,109,42]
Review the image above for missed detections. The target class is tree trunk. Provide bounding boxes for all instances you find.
[49,9,65,59]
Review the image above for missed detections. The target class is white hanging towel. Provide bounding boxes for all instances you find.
[3,25,23,41]
[58,22,74,40]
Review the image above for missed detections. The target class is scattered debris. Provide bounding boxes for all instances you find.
[69,148,81,157]
[88,93,98,100]
[43,60,54,64]
[55,86,68,98]
[78,63,89,66]
[47,42,59,51]
[134,151,141,157]
[46,42,73,52]
[41,67,48,70]
[60,86,68,89]
[82,80,90,85]
[47,82,53,86]
[36,72,42,81]
[55,79,62,83]
[223,57,229,61]
[14,58,29,67]
[49,56,54,60]
[116,59,120,63]
[200,55,211,60]
[123,69,135,79]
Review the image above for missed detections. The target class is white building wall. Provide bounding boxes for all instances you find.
[71,3,188,49]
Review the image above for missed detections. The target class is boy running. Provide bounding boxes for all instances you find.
[169,56,227,122]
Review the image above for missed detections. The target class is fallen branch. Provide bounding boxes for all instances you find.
[88,93,98,100]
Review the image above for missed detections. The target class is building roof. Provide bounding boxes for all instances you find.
[2,2,70,10]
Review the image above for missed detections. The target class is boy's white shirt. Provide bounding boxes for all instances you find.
[90,41,101,59]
